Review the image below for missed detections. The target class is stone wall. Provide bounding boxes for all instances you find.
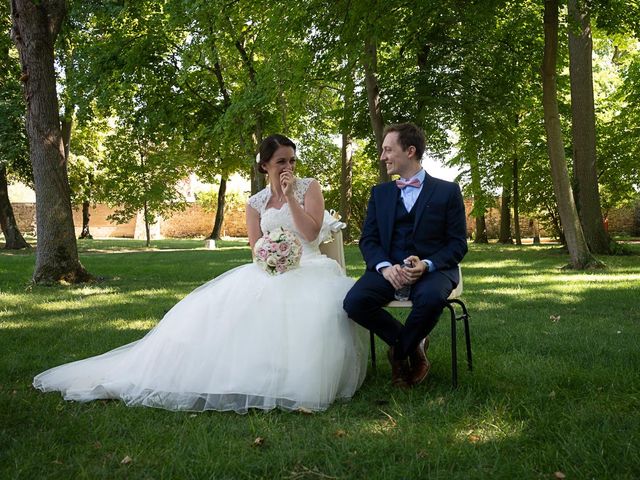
[606,203,640,236]
[12,203,36,235]
[7,199,639,240]
[464,198,640,240]
[159,204,247,238]
[71,204,137,238]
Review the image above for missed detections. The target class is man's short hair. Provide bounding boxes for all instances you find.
[383,123,426,161]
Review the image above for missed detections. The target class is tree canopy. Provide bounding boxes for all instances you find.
[3,0,640,269]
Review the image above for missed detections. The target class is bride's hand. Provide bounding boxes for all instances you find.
[280,170,295,201]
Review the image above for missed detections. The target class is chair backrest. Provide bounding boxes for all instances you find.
[449,265,463,298]
[319,229,346,273]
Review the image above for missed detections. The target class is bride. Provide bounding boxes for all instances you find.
[33,134,368,413]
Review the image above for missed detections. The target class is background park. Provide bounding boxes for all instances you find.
[1,0,639,479]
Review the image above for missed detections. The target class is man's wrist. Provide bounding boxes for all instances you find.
[376,261,392,274]
[422,259,435,272]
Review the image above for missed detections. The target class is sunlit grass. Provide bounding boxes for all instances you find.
[1,240,639,479]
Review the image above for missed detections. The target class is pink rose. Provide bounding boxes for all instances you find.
[278,241,292,256]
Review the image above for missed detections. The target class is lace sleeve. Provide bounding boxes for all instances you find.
[294,178,314,204]
[248,188,269,212]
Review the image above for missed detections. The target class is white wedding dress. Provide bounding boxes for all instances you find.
[33,178,368,413]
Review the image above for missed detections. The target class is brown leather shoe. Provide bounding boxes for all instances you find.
[408,336,431,385]
[387,347,411,389]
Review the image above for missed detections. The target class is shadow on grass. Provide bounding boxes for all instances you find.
[2,242,640,478]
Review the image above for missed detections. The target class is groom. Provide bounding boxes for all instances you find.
[343,122,468,388]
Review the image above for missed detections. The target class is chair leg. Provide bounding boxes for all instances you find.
[463,313,472,371]
[449,299,472,372]
[448,303,458,389]
[370,330,377,371]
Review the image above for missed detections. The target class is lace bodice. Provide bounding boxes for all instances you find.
[248,178,323,255]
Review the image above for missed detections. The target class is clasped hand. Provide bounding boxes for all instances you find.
[381,255,426,290]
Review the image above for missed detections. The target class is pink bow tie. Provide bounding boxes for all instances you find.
[396,178,421,189]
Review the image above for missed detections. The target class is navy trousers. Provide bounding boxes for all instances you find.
[343,270,454,360]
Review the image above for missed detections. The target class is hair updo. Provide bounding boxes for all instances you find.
[257,134,296,174]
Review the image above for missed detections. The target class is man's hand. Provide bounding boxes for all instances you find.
[402,255,427,285]
[381,264,411,290]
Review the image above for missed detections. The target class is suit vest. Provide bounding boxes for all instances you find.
[389,194,418,265]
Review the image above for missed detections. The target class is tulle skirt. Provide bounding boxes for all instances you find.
[33,254,368,413]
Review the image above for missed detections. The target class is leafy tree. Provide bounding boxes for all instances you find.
[67,117,108,239]
[595,37,640,212]
[101,118,189,247]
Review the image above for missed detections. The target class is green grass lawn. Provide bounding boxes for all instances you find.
[1,239,639,479]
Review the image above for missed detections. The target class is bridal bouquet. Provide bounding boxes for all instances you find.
[254,227,302,275]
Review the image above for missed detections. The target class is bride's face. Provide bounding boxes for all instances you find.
[265,145,296,183]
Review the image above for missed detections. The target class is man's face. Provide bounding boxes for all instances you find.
[380,132,415,177]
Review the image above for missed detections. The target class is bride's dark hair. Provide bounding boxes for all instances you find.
[257,134,296,174]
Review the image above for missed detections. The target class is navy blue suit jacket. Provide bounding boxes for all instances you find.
[359,173,468,285]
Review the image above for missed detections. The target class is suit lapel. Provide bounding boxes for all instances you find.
[413,173,437,228]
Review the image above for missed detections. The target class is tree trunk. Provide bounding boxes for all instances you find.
[61,116,72,163]
[340,66,354,242]
[251,138,265,194]
[568,0,611,254]
[143,200,150,248]
[340,132,353,243]
[542,0,597,269]
[11,0,90,283]
[0,165,30,249]
[415,42,431,126]
[209,46,231,241]
[79,201,92,239]
[474,215,488,244]
[230,24,265,194]
[512,155,522,245]
[363,36,388,183]
[209,177,227,240]
[498,161,513,244]
[545,201,565,244]
[464,119,487,244]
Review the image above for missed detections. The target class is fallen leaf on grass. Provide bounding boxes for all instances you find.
[416,449,429,459]
[553,472,566,479]
[252,437,265,447]
[334,429,347,438]
[93,441,102,449]
[548,391,556,399]
[467,434,481,443]
[120,455,132,465]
